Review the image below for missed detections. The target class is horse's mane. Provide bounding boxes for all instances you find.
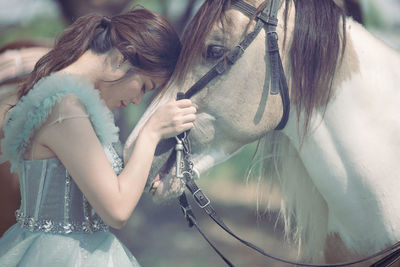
[172,0,229,83]
[173,0,346,137]
[289,0,346,136]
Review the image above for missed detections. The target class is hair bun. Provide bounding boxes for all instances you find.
[100,16,112,28]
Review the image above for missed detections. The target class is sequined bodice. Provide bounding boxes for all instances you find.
[16,144,123,234]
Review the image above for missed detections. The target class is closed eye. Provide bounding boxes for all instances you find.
[206,45,225,59]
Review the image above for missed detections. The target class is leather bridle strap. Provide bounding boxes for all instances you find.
[178,193,234,267]
[183,0,290,131]
[184,3,265,99]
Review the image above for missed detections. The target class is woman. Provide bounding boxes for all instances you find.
[0,8,196,266]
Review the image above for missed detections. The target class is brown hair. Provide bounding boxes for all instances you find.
[173,0,346,136]
[19,9,181,98]
[288,0,346,135]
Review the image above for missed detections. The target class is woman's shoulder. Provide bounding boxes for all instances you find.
[1,73,119,171]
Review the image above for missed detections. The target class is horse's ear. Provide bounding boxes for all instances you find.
[332,0,345,10]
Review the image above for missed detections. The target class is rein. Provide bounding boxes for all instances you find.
[172,0,400,266]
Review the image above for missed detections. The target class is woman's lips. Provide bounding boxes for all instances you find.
[120,101,127,108]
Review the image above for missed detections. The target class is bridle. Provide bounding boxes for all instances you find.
[171,0,400,266]
[183,0,290,130]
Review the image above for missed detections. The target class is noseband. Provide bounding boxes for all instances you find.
[172,1,400,266]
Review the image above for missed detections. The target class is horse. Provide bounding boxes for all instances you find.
[124,0,400,264]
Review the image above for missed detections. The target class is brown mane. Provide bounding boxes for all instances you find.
[289,0,346,135]
[173,0,346,135]
[172,0,230,83]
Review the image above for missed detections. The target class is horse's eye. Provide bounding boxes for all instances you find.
[206,45,225,59]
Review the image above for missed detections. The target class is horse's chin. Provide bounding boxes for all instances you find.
[148,165,186,203]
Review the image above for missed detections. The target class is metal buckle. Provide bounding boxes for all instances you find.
[180,204,193,218]
[236,44,245,53]
[193,188,211,209]
[267,31,279,53]
[175,132,187,142]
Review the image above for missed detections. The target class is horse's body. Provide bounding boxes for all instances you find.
[124,0,400,263]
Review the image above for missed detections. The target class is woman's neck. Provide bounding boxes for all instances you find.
[59,50,107,86]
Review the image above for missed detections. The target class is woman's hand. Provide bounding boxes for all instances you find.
[142,99,196,142]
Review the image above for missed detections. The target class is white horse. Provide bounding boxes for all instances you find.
[124,0,400,264]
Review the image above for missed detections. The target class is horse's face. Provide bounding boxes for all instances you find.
[124,1,291,201]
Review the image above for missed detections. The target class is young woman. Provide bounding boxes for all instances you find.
[0,8,196,266]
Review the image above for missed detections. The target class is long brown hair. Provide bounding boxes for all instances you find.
[173,0,346,136]
[19,8,181,98]
[288,0,346,134]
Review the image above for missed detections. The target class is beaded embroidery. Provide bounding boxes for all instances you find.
[106,144,124,175]
[15,210,108,234]
[16,143,123,234]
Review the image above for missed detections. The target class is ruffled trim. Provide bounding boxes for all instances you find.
[1,72,119,172]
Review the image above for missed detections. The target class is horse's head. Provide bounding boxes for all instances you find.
[124,0,346,201]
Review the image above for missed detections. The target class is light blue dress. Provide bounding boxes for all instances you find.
[0,73,140,266]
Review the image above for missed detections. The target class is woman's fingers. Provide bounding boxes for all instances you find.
[178,122,195,133]
[181,106,197,116]
[145,98,197,140]
[175,99,193,108]
[181,113,196,124]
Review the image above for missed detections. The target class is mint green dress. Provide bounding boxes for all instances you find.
[0,73,140,267]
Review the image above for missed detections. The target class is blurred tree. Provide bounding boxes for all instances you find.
[56,0,132,23]
[55,0,202,35]
[166,0,199,35]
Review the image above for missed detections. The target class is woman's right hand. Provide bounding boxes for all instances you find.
[142,99,196,142]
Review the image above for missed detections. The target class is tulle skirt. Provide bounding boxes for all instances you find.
[0,224,140,267]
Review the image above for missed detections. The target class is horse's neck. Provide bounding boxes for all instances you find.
[285,19,400,178]
[281,19,400,253]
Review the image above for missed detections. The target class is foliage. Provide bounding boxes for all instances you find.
[0,15,66,47]
[360,0,385,28]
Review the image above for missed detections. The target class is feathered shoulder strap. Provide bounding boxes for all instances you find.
[0,72,119,171]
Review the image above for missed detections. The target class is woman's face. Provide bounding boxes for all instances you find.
[97,71,166,110]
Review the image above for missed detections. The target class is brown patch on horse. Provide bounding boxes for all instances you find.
[324,232,381,266]
[332,32,360,91]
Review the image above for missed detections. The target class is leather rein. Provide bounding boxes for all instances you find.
[172,0,400,266]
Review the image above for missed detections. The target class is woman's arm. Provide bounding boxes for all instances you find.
[38,98,195,229]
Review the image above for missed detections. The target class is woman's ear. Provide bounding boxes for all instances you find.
[108,49,125,71]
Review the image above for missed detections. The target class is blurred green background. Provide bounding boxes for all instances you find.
[1,0,399,266]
